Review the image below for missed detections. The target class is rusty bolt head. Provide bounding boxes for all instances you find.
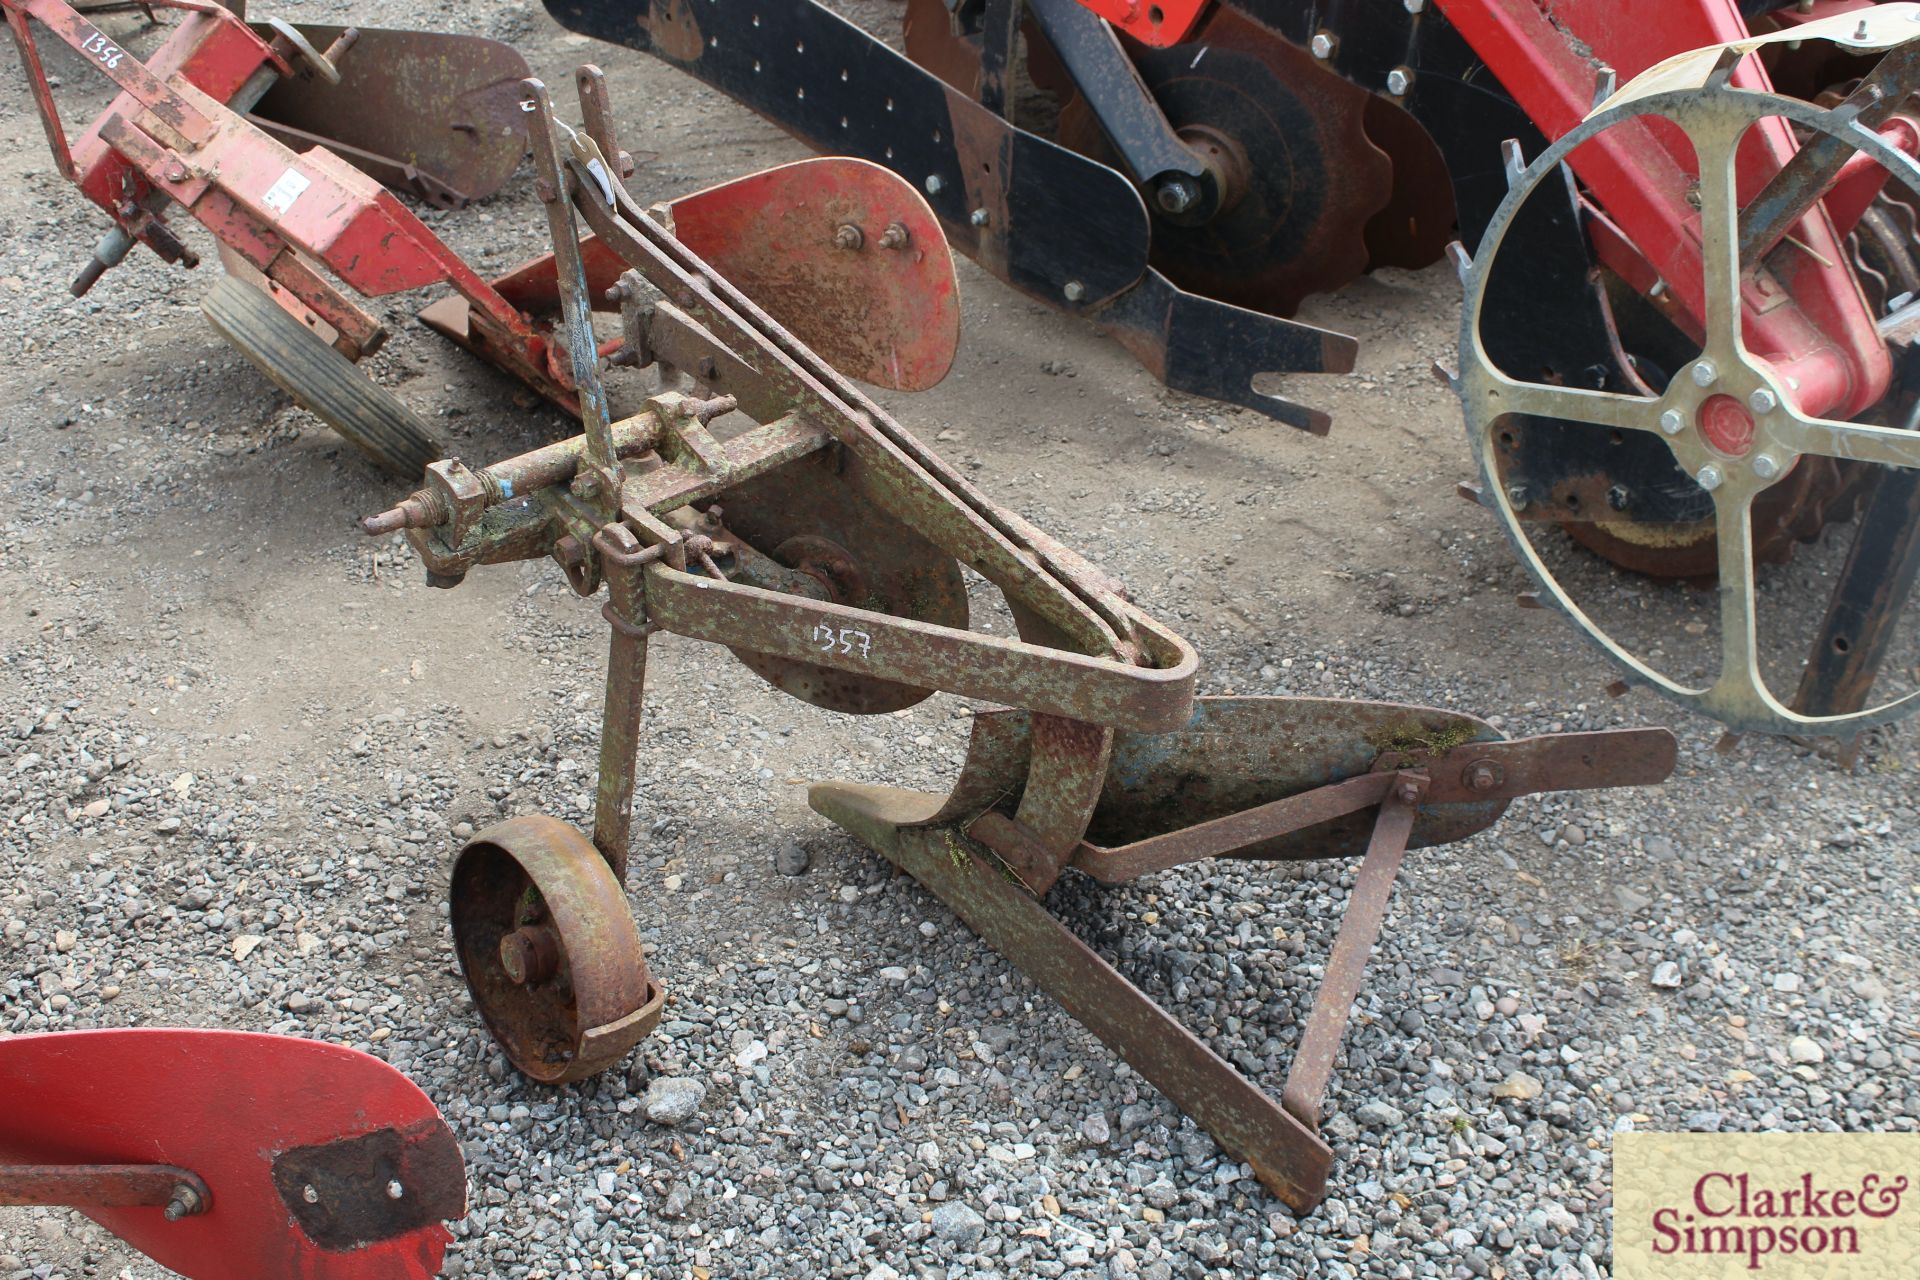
[571,471,603,501]
[163,1185,202,1221]
[1395,781,1422,807]
[499,925,561,986]
[878,222,910,250]
[163,161,190,185]
[604,283,629,305]
[833,223,864,250]
[1463,759,1505,793]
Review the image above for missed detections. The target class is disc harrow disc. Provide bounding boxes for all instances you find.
[1052,7,1393,317]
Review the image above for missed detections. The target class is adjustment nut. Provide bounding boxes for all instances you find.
[1463,759,1505,793]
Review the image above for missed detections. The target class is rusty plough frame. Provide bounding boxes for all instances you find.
[351,69,1680,1211]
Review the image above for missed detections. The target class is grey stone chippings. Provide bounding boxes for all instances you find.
[0,9,1915,1277]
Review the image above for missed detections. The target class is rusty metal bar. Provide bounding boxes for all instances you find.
[876,818,1334,1211]
[0,1163,209,1216]
[574,64,633,178]
[641,564,1196,734]
[523,79,620,490]
[5,2,75,179]
[1740,43,1920,266]
[1280,775,1426,1127]
[589,525,656,881]
[1070,772,1398,884]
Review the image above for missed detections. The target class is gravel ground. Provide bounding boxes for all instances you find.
[2,3,1917,1279]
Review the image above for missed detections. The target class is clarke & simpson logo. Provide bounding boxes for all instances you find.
[1616,1133,1920,1278]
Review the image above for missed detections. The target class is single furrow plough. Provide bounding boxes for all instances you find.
[356,72,1680,1211]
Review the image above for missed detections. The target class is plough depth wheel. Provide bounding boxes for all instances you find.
[449,814,663,1083]
[202,275,443,478]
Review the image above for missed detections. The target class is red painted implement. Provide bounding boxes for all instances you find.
[7,0,963,478]
[0,1029,466,1279]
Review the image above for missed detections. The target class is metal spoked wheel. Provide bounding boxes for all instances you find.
[202,274,443,478]
[1457,53,1920,735]
[450,814,663,1084]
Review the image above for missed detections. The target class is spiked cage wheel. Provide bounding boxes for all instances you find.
[1455,48,1920,735]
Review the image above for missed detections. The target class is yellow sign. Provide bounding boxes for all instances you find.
[1615,1133,1920,1278]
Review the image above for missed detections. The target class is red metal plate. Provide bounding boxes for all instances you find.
[668,156,961,391]
[1071,0,1209,49]
[0,1029,464,1279]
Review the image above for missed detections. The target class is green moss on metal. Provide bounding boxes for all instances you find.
[1371,719,1479,759]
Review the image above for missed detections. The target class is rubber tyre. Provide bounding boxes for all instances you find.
[201,275,442,478]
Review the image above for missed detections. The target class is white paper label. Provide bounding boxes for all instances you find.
[262,168,311,215]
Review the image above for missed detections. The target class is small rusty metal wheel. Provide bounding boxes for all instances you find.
[449,814,663,1084]
[201,274,442,478]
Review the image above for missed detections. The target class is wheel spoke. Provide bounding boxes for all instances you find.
[1776,415,1920,470]
[1712,491,1763,704]
[1481,375,1662,435]
[1690,116,1745,350]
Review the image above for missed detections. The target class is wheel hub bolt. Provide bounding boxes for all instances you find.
[1748,387,1778,414]
[1690,359,1718,387]
[500,925,561,986]
[1753,453,1782,480]
[1155,178,1199,215]
[1697,463,1724,491]
[1660,409,1685,435]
